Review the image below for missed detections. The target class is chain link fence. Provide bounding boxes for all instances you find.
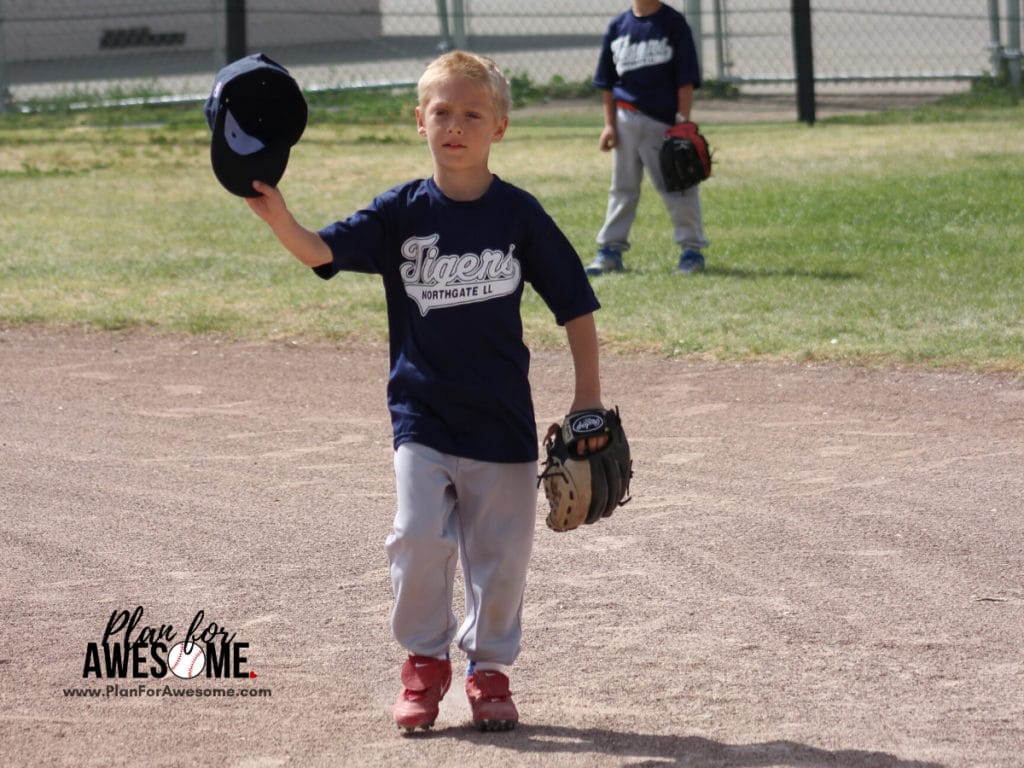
[0,1,1018,109]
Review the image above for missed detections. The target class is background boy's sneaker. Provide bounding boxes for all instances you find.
[393,655,452,733]
[675,248,705,274]
[465,666,518,731]
[585,248,624,276]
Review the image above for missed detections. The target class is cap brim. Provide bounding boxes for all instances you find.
[210,107,292,198]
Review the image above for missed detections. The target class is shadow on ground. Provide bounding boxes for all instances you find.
[443,724,944,767]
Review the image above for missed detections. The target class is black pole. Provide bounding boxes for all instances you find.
[226,0,247,63]
[436,0,453,51]
[792,0,816,125]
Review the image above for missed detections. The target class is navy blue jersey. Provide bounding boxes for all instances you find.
[315,176,600,463]
[593,3,701,125]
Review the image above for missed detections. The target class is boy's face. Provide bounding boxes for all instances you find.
[416,76,508,175]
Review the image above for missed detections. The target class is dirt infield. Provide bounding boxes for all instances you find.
[2,327,1022,768]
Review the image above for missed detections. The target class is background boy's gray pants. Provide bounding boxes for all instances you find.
[597,106,710,254]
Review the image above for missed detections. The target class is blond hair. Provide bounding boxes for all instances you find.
[417,51,511,120]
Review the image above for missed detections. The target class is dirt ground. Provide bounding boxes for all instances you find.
[1,324,1022,768]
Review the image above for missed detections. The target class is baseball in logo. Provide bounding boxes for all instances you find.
[166,641,207,679]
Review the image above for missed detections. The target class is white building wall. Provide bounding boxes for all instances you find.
[1,1,382,62]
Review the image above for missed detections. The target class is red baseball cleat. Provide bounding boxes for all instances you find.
[465,666,518,731]
[393,655,452,733]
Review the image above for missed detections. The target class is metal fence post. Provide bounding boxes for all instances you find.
[712,0,729,82]
[988,0,1004,77]
[212,0,224,71]
[451,0,467,50]
[792,0,815,124]
[1006,0,1022,88]
[435,0,453,51]
[0,0,8,113]
[226,0,247,64]
[685,0,702,72]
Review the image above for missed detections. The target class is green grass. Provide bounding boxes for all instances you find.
[1,86,1022,371]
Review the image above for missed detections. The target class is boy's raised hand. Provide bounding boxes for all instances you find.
[244,180,333,268]
[246,180,288,225]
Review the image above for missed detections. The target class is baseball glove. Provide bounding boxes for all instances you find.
[538,407,633,532]
[659,120,712,192]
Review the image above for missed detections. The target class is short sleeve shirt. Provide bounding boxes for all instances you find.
[593,3,702,125]
[314,176,600,462]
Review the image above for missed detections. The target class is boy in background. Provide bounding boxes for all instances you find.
[589,0,710,276]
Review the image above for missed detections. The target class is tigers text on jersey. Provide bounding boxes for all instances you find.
[314,176,600,463]
[399,234,521,316]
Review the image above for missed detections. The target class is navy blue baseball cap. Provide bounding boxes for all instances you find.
[204,53,308,197]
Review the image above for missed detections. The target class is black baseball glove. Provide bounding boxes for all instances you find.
[659,120,712,192]
[538,407,633,532]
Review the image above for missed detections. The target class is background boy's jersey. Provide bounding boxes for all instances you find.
[315,176,600,463]
[593,3,701,126]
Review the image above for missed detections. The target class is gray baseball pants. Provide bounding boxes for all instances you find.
[597,105,709,254]
[386,442,536,668]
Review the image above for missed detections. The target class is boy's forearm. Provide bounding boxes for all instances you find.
[247,182,333,268]
[602,89,617,127]
[677,85,695,120]
[269,214,332,268]
[564,313,603,411]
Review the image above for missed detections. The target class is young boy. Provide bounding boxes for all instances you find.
[588,0,710,276]
[245,52,607,732]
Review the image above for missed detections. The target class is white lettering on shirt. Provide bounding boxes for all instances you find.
[399,234,521,316]
[611,35,674,75]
